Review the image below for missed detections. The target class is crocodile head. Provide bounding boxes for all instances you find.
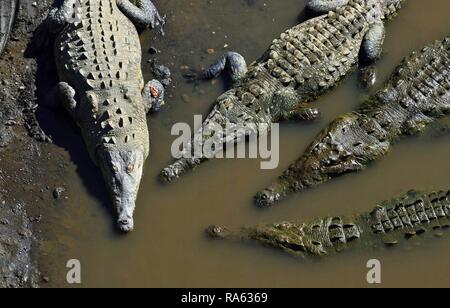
[97,146,145,233]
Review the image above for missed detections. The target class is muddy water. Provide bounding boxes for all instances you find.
[42,0,450,287]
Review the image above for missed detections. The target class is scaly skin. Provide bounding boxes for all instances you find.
[208,190,450,258]
[256,37,450,207]
[0,0,19,56]
[49,0,164,232]
[161,0,405,182]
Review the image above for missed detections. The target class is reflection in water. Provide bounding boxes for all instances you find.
[41,0,450,287]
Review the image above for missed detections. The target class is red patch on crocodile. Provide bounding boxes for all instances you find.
[149,85,159,98]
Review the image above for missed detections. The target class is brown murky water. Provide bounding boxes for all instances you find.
[41,0,450,287]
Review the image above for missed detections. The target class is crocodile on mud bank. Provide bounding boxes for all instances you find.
[160,0,405,182]
[45,0,165,232]
[208,189,450,258]
[0,0,19,57]
[255,36,450,207]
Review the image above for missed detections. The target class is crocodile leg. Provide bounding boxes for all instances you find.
[359,23,386,88]
[201,52,248,83]
[275,88,320,122]
[281,105,321,121]
[29,0,76,53]
[43,82,77,110]
[361,23,386,63]
[307,0,350,14]
[142,79,165,113]
[45,0,78,33]
[57,82,78,114]
[117,0,164,29]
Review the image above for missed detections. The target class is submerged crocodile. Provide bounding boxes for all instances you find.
[208,189,450,258]
[255,36,450,207]
[161,0,405,182]
[0,0,19,56]
[45,0,165,232]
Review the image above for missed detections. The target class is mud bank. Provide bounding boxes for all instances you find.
[0,0,54,287]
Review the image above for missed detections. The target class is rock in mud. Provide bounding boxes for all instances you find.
[0,0,55,288]
[52,187,65,200]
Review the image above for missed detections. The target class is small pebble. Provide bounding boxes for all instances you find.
[181,94,191,103]
[53,187,65,200]
[148,47,158,54]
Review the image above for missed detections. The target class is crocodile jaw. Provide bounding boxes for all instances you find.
[97,146,145,233]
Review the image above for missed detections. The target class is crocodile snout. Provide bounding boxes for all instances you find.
[97,147,145,233]
[206,225,230,239]
[118,216,134,233]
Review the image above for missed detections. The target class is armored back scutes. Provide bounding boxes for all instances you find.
[264,0,373,99]
[54,0,149,160]
[369,190,450,237]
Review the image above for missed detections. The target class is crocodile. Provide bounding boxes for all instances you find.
[160,0,405,182]
[208,189,450,258]
[0,0,19,57]
[255,36,450,207]
[45,0,165,232]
